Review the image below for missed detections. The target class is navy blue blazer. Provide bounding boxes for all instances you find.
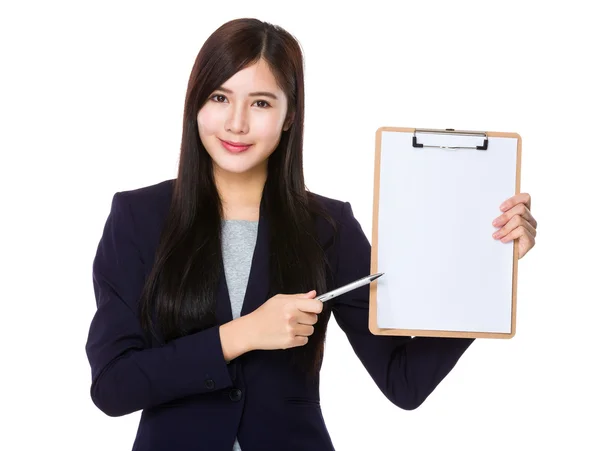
[85,179,474,451]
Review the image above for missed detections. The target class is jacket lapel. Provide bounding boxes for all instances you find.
[214,191,337,325]
[215,259,233,324]
[215,191,270,324]
[239,201,270,317]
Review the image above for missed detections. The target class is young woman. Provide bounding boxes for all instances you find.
[85,18,538,451]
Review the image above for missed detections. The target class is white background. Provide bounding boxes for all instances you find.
[1,1,599,450]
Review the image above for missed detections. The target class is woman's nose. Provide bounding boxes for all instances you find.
[225,104,249,134]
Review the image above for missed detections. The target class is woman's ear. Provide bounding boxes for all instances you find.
[283,112,295,131]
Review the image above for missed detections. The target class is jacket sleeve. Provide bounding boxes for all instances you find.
[85,192,233,417]
[331,201,475,410]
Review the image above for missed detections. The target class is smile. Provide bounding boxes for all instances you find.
[219,139,252,153]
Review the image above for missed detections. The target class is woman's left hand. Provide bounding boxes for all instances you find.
[492,193,537,259]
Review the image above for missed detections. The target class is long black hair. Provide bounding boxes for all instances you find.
[138,18,338,378]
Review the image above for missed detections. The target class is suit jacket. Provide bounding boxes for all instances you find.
[85,179,474,451]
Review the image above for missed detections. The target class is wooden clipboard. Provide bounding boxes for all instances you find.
[368,127,522,339]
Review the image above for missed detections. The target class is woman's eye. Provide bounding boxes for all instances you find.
[210,95,269,108]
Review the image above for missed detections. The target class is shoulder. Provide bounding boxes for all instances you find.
[306,192,365,252]
[308,191,346,219]
[114,178,175,224]
[109,179,175,257]
[308,191,359,229]
[117,178,174,207]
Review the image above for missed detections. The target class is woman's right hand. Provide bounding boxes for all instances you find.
[245,290,323,351]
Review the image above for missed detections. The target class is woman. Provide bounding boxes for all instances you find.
[85,18,538,451]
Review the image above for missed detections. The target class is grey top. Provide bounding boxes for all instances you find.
[221,219,259,320]
[221,219,259,451]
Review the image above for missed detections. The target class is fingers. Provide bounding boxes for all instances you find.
[297,312,319,326]
[294,324,315,337]
[502,225,536,259]
[500,193,531,212]
[289,320,315,349]
[518,227,535,259]
[292,300,320,346]
[295,298,323,314]
[493,212,537,242]
[293,336,309,347]
[493,203,537,230]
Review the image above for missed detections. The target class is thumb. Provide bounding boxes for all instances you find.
[301,290,316,298]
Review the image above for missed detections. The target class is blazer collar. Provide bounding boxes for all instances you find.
[213,189,336,325]
[215,188,270,323]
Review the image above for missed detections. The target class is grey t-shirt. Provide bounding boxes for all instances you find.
[221,219,259,451]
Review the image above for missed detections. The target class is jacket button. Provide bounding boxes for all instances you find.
[205,379,215,389]
[229,388,242,402]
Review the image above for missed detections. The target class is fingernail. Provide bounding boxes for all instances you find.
[492,219,499,226]
[500,202,508,211]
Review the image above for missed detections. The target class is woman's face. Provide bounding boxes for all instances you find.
[197,59,291,177]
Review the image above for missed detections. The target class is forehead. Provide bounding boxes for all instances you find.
[221,59,282,94]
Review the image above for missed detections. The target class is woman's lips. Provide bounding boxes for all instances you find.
[219,139,252,153]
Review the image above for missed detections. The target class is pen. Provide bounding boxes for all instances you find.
[316,272,384,302]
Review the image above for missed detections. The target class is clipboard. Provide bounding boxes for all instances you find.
[368,127,521,339]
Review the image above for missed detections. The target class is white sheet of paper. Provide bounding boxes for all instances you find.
[375,131,517,333]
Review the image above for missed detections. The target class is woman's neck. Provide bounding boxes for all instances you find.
[214,166,265,221]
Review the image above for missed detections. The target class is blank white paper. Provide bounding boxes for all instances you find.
[375,131,517,333]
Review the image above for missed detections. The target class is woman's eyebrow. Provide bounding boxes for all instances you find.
[216,86,278,100]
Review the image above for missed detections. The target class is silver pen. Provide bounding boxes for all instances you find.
[316,272,384,302]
